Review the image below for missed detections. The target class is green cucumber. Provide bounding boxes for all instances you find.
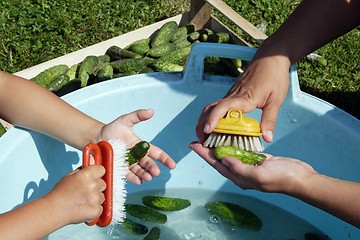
[129,42,150,55]
[0,123,6,137]
[206,32,230,43]
[126,140,150,165]
[199,29,214,42]
[144,226,161,240]
[233,58,242,69]
[125,38,151,55]
[78,55,99,87]
[187,31,200,42]
[55,79,81,97]
[121,218,148,235]
[125,204,167,224]
[48,74,71,92]
[147,43,175,58]
[151,21,178,47]
[157,45,191,65]
[205,201,262,231]
[125,38,151,50]
[171,25,195,42]
[173,38,192,49]
[97,54,111,64]
[106,45,142,61]
[152,60,183,72]
[214,146,266,165]
[110,57,155,74]
[65,63,79,81]
[219,58,241,77]
[31,64,69,88]
[143,196,191,211]
[94,63,113,82]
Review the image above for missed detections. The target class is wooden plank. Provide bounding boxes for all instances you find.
[206,0,267,44]
[189,0,212,30]
[210,16,251,46]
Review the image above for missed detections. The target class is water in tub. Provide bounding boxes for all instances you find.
[47,188,329,240]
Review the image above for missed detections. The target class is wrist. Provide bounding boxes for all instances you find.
[255,36,294,68]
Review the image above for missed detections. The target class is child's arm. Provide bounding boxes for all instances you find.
[0,71,176,183]
[0,165,105,240]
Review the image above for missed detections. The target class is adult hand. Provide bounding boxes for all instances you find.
[196,51,291,144]
[189,141,316,193]
[98,109,176,185]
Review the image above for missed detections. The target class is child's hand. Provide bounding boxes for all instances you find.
[97,109,176,185]
[44,165,106,224]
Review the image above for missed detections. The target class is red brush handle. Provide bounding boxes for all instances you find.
[82,141,113,227]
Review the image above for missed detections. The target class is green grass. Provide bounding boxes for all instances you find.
[0,0,358,118]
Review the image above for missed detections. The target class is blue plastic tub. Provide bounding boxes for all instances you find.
[1,43,359,239]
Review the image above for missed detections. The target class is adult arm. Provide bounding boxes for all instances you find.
[189,142,360,228]
[197,0,360,143]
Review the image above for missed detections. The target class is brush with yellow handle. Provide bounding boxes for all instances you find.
[203,109,264,152]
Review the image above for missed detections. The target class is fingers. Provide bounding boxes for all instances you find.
[260,104,280,143]
[116,109,154,128]
[126,144,176,184]
[148,144,176,170]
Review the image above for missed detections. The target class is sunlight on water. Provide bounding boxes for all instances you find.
[47,188,329,240]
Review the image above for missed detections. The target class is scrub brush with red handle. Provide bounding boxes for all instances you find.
[203,109,264,152]
[82,139,128,227]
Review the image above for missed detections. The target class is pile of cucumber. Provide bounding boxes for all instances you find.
[29,21,243,97]
[120,195,263,239]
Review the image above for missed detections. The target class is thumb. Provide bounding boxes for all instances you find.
[260,104,280,143]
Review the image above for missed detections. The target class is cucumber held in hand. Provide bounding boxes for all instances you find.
[143,196,191,211]
[126,141,150,165]
[214,146,266,165]
[205,201,262,231]
[125,204,167,224]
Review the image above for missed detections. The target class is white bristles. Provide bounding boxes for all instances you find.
[108,139,128,225]
[204,133,264,152]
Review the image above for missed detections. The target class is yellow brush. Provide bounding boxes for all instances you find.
[203,109,264,152]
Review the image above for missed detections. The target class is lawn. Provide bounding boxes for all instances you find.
[0,0,358,118]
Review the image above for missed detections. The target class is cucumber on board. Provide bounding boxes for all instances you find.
[78,55,100,87]
[143,196,191,211]
[143,226,161,240]
[152,60,183,72]
[157,45,191,66]
[55,79,81,97]
[206,32,230,43]
[125,204,167,224]
[106,45,142,61]
[151,21,178,47]
[214,146,266,165]
[31,64,69,88]
[121,218,149,235]
[94,63,113,83]
[147,43,175,58]
[65,63,79,81]
[48,74,71,92]
[171,24,195,42]
[126,141,150,165]
[205,201,262,231]
[110,57,155,74]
